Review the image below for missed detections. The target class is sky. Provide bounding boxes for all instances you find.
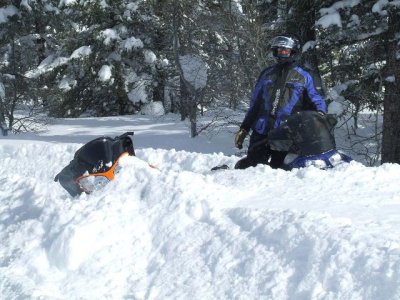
[1,112,400,300]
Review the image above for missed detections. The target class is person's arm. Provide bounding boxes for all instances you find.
[301,69,327,113]
[240,68,271,131]
[240,87,262,132]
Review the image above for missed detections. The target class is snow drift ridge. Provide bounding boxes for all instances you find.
[1,143,400,299]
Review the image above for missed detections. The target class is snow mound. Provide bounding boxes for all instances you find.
[1,143,400,299]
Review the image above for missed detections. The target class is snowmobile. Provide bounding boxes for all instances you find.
[268,110,352,170]
[212,111,352,171]
[54,132,135,196]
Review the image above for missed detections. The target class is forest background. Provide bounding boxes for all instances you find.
[0,0,399,166]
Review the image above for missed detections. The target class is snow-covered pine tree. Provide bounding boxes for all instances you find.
[0,0,59,132]
[315,0,392,165]
[44,0,160,117]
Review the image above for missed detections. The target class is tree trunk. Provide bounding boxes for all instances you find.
[114,64,130,115]
[189,94,198,137]
[153,67,165,105]
[381,7,400,163]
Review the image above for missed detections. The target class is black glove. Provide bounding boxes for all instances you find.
[234,128,248,149]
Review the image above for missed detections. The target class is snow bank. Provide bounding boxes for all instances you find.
[1,141,400,299]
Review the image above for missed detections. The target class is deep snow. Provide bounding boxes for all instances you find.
[1,114,400,300]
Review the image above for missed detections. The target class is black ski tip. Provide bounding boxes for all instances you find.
[211,164,230,171]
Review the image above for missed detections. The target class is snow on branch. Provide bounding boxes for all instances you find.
[0,5,19,23]
[179,54,208,90]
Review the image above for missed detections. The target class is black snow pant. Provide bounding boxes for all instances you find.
[234,131,287,170]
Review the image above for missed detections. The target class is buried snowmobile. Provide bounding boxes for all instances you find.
[213,111,352,171]
[268,110,352,170]
[54,132,135,196]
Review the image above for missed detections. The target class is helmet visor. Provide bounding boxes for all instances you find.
[271,36,297,50]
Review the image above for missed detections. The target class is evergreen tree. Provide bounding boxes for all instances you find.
[0,0,58,132]
[44,0,159,117]
[315,0,391,164]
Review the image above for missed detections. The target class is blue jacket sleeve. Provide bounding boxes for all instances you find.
[240,67,271,131]
[240,81,263,132]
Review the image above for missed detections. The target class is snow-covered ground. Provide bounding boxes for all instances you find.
[1,113,400,300]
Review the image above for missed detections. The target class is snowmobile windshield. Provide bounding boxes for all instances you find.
[75,152,128,194]
[268,122,293,152]
[286,111,336,156]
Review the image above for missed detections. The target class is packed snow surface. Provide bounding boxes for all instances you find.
[1,114,400,300]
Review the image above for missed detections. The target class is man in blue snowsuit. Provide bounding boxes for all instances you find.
[234,34,327,169]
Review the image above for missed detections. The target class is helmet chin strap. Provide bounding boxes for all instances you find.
[274,51,300,64]
[275,56,296,64]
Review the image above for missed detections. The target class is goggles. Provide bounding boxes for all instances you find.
[75,152,129,194]
[277,47,291,58]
